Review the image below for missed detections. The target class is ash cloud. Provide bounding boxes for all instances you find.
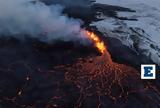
[0,0,88,42]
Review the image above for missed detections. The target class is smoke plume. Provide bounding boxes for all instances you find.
[0,0,88,42]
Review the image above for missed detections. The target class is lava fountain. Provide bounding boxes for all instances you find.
[86,31,106,54]
[85,31,112,63]
[63,30,160,108]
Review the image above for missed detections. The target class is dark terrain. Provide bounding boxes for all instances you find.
[0,0,160,108]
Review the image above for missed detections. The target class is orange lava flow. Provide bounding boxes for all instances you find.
[86,31,106,54]
[54,31,160,108]
[86,31,112,63]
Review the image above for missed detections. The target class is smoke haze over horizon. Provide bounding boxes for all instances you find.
[0,0,88,43]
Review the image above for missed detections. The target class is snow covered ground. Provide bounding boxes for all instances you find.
[92,0,160,65]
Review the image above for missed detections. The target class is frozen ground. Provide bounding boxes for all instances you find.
[92,0,160,65]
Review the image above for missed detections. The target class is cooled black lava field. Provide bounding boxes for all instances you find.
[0,0,160,108]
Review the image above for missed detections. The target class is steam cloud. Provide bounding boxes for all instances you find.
[0,0,88,42]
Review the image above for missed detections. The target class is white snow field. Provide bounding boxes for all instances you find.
[92,0,160,65]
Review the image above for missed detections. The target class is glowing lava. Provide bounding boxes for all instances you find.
[86,31,106,54]
[85,31,112,63]
[64,48,160,108]
[63,31,160,107]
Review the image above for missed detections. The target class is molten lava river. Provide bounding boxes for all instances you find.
[63,31,160,108]
[0,31,159,108]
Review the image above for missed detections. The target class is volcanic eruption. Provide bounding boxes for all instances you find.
[63,31,160,108]
[86,31,106,54]
[0,0,160,108]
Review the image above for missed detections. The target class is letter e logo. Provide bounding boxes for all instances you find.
[141,64,156,79]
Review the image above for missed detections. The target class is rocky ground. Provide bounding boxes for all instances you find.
[0,0,160,108]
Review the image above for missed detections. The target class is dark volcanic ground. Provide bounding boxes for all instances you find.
[0,37,159,108]
[0,38,98,108]
[0,1,160,108]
